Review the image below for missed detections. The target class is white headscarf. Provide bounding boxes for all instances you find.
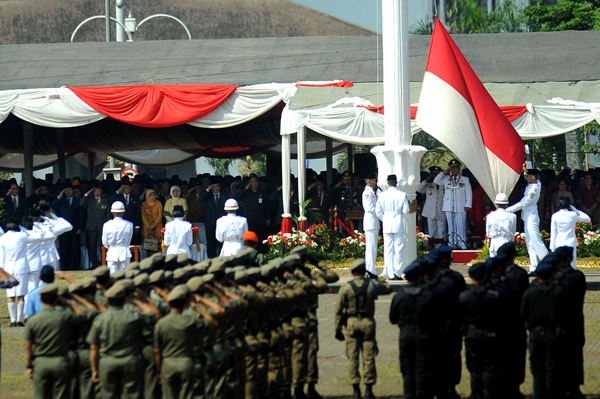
[170,185,181,199]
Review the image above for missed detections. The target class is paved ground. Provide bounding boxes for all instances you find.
[4,266,600,398]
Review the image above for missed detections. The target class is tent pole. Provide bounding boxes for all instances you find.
[23,121,34,197]
[56,128,66,183]
[280,134,292,233]
[347,144,353,173]
[297,127,307,230]
[88,153,95,180]
[326,138,333,189]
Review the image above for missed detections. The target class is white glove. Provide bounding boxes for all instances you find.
[524,144,530,155]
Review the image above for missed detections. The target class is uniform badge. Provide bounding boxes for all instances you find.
[365,194,370,199]
[341,197,345,201]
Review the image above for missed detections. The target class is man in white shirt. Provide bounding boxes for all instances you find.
[375,174,409,280]
[485,193,517,257]
[506,168,549,274]
[362,173,380,278]
[434,159,472,249]
[417,166,446,239]
[101,201,133,274]
[550,196,591,269]
[216,198,248,256]
[38,203,73,271]
[164,205,193,257]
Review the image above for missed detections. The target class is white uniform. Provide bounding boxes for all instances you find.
[102,217,134,274]
[362,185,380,275]
[216,213,248,256]
[485,208,517,257]
[375,186,409,278]
[26,224,56,294]
[0,231,45,296]
[434,172,472,248]
[507,181,548,271]
[550,207,591,269]
[417,180,446,238]
[164,217,193,257]
[40,216,73,271]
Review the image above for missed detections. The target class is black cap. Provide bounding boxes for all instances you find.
[468,262,486,281]
[387,174,397,182]
[429,166,442,173]
[526,168,541,177]
[448,159,461,167]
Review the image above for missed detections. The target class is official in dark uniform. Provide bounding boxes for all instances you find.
[334,259,392,399]
[236,174,271,246]
[331,171,361,234]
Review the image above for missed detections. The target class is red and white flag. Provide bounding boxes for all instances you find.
[416,18,524,202]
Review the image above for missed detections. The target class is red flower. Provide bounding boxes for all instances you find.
[577,237,580,242]
[268,238,273,244]
[341,239,346,244]
[516,237,520,242]
[305,241,311,246]
[361,238,366,243]
[578,244,583,249]
[288,242,293,247]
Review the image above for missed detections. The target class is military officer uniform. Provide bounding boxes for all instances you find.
[86,284,153,399]
[332,171,361,234]
[164,205,194,257]
[550,205,591,269]
[334,259,392,399]
[102,201,134,274]
[433,159,472,249]
[485,193,517,257]
[362,174,380,277]
[155,285,210,399]
[216,199,248,256]
[24,284,96,399]
[506,169,548,272]
[375,175,409,279]
[416,166,446,239]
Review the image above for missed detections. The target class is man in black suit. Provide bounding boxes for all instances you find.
[109,182,141,245]
[199,178,226,258]
[4,182,27,223]
[306,177,331,226]
[80,183,109,268]
[51,185,81,270]
[235,174,271,245]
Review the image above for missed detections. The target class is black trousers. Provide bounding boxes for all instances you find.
[58,230,81,270]
[529,327,566,399]
[399,326,433,399]
[465,332,505,399]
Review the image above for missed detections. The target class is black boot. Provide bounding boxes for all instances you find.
[293,387,307,399]
[353,384,362,398]
[365,384,376,399]
[307,383,323,399]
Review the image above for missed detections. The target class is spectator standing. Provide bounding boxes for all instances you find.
[110,182,141,245]
[140,189,164,256]
[575,173,600,225]
[164,185,188,223]
[236,174,271,246]
[199,180,226,258]
[51,185,81,270]
[4,182,27,223]
[80,183,109,269]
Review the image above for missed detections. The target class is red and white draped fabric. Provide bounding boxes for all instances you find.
[416,18,524,201]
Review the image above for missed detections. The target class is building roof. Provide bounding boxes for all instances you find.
[1,29,600,91]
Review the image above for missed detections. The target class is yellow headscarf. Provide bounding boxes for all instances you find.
[145,189,157,206]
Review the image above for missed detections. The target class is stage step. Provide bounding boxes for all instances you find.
[452,249,482,264]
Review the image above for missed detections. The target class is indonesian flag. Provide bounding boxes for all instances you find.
[416,18,524,203]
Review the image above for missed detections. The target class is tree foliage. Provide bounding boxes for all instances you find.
[523,0,600,32]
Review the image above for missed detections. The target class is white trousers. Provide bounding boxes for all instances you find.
[365,229,379,275]
[524,215,548,271]
[427,217,447,239]
[108,258,129,275]
[383,232,404,278]
[489,237,511,258]
[445,212,467,248]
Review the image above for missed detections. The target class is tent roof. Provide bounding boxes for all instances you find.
[2,29,600,90]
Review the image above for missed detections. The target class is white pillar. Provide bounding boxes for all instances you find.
[487,0,493,13]
[281,134,291,218]
[116,0,126,42]
[439,0,446,25]
[372,0,427,270]
[297,127,307,223]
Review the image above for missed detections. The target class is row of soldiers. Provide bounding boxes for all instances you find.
[24,246,340,399]
[388,242,585,399]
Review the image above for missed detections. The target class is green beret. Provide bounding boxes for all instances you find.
[149,270,166,284]
[124,262,140,271]
[112,271,126,281]
[260,264,274,278]
[183,265,196,275]
[225,267,235,279]
[282,254,301,271]
[208,257,229,273]
[186,276,205,293]
[234,270,248,284]
[125,270,140,280]
[350,259,366,273]
[133,273,150,287]
[114,279,135,293]
[174,268,187,281]
[81,277,97,291]
[165,254,178,268]
[105,284,126,299]
[139,258,155,272]
[177,253,190,266]
[167,284,192,303]
[57,285,70,297]
[247,267,262,278]
[92,266,110,279]
[39,284,58,296]
[68,282,84,294]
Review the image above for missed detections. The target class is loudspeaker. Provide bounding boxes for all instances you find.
[354,153,378,176]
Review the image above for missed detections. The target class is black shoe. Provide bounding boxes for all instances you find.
[353,384,362,398]
[365,271,377,279]
[9,322,16,328]
[293,387,307,399]
[365,384,376,399]
[17,321,24,327]
[391,275,404,281]
[307,384,323,399]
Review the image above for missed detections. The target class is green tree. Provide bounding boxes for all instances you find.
[205,158,234,176]
[205,154,267,177]
[523,0,600,32]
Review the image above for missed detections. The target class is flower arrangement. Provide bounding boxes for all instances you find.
[338,231,366,259]
[264,230,317,259]
[416,227,429,258]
